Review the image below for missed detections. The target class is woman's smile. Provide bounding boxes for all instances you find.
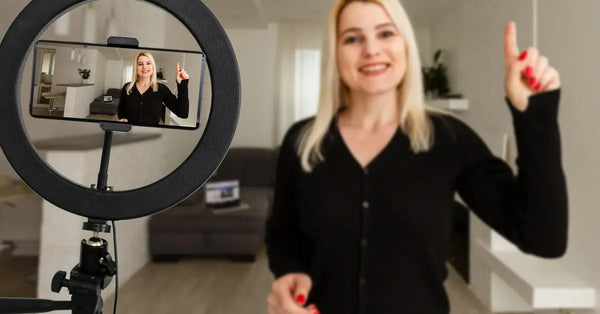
[359,62,391,76]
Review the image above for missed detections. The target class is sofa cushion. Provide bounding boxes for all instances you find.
[212,148,275,187]
[106,88,122,99]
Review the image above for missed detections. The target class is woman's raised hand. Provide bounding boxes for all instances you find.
[267,273,319,314]
[504,21,561,111]
[176,62,189,84]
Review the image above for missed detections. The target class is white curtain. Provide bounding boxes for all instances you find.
[274,21,324,145]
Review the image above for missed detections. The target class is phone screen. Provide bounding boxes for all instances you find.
[30,40,206,130]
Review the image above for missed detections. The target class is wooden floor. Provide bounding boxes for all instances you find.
[31,106,64,118]
[103,247,530,314]
[0,254,37,298]
[0,248,532,313]
[32,106,119,121]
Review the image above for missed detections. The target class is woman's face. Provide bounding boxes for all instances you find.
[136,55,153,79]
[336,2,407,97]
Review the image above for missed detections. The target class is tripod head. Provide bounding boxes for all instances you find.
[0,222,116,314]
[50,226,116,314]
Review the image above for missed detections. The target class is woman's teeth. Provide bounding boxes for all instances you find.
[361,64,387,73]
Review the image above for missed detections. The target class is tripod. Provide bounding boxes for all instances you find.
[0,123,129,313]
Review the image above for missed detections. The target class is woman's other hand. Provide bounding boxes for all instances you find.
[267,273,319,314]
[119,118,128,123]
[176,62,189,84]
[504,21,561,111]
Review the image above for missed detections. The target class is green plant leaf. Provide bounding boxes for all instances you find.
[434,49,442,64]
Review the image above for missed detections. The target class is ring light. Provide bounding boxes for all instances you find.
[0,0,241,220]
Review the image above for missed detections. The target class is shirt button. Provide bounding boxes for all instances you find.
[361,239,368,246]
[362,201,369,209]
[359,277,366,286]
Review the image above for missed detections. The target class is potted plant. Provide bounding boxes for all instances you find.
[78,68,91,84]
[422,49,450,99]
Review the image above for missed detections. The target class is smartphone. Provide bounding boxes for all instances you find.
[30,40,206,130]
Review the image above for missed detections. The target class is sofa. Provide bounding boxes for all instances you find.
[89,88,121,115]
[148,147,277,262]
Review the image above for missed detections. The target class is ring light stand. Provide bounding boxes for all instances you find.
[0,0,240,312]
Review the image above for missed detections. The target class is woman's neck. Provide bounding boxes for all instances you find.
[339,91,399,130]
[137,78,151,85]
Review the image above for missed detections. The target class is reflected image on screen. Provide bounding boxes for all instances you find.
[29,40,206,130]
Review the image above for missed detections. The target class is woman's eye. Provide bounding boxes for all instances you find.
[343,36,359,44]
[381,30,395,38]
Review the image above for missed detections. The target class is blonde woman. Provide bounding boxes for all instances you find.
[265,0,565,313]
[117,51,190,126]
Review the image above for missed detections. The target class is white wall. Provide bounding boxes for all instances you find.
[226,24,279,148]
[165,16,280,148]
[104,60,123,90]
[538,1,600,313]
[89,49,106,92]
[50,46,83,88]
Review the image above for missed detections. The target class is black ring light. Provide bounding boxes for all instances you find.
[0,0,240,220]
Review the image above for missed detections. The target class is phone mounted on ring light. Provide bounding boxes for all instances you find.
[30,36,206,130]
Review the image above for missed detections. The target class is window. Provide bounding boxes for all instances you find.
[123,65,133,85]
[294,49,321,121]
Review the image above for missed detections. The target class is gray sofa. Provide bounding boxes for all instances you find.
[148,147,276,262]
[89,88,121,115]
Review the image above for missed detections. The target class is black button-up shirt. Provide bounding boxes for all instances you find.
[266,90,567,314]
[117,80,189,126]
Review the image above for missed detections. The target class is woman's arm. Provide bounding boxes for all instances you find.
[457,22,567,258]
[456,90,567,258]
[161,81,189,119]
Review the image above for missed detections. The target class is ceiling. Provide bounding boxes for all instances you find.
[202,0,459,29]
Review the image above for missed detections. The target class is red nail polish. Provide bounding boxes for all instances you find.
[180,73,185,79]
[535,82,542,91]
[519,50,528,61]
[528,77,537,87]
[524,66,533,77]
[296,294,306,304]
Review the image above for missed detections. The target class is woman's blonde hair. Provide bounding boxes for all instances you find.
[297,0,434,172]
[127,51,159,95]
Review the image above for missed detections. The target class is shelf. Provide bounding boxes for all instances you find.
[427,98,469,111]
[472,240,596,310]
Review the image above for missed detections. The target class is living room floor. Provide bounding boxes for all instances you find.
[0,254,37,298]
[103,246,533,314]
